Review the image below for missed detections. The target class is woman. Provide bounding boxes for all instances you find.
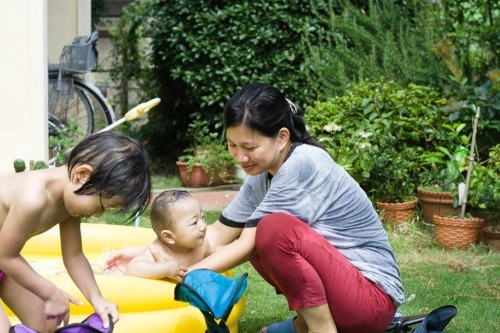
[108,83,403,333]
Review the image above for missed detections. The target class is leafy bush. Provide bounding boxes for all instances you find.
[438,0,498,86]
[142,0,325,165]
[305,0,449,97]
[304,78,446,201]
[108,1,155,118]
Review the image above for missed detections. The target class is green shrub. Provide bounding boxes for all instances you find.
[141,0,325,164]
[304,78,446,200]
[305,0,449,97]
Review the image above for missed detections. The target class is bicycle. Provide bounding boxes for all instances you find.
[48,31,115,159]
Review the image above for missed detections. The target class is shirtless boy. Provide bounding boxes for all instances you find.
[0,131,151,333]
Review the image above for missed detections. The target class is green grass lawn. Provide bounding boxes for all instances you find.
[85,175,499,332]
[87,210,499,333]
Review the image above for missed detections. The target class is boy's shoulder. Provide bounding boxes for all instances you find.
[0,172,50,208]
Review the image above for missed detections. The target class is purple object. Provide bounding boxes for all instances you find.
[10,325,39,333]
[10,313,112,333]
[55,313,113,333]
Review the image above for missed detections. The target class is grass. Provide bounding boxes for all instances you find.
[85,175,499,332]
[151,173,184,189]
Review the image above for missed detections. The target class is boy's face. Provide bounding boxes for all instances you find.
[65,193,124,219]
[64,163,124,218]
[170,197,207,249]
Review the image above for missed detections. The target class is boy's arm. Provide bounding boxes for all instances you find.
[59,219,118,327]
[124,245,187,280]
[0,200,82,326]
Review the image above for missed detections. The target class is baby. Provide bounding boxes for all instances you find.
[105,190,213,281]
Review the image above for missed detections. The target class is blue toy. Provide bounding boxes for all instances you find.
[174,269,248,333]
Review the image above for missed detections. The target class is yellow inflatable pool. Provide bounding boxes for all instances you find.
[3,223,245,332]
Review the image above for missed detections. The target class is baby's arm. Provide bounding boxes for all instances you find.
[104,246,143,272]
[59,219,118,328]
[124,245,187,280]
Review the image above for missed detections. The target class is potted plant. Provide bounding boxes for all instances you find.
[176,141,237,188]
[176,117,237,188]
[368,143,419,224]
[468,144,500,250]
[432,108,485,250]
[418,123,470,224]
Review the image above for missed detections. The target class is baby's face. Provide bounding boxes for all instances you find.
[171,197,207,249]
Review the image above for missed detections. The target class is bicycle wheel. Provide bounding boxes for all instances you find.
[48,75,115,158]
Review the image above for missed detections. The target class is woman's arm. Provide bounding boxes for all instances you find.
[190,226,256,273]
[206,220,244,247]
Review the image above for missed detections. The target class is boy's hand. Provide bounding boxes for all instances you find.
[45,288,83,327]
[92,297,119,329]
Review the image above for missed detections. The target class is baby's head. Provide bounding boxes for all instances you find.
[66,131,151,217]
[150,190,193,233]
[150,190,206,246]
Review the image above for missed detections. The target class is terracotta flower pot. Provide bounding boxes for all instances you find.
[433,215,484,250]
[376,197,418,224]
[176,161,227,188]
[417,188,458,225]
[481,226,500,251]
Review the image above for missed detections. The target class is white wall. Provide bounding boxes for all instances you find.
[0,0,47,177]
[48,0,91,63]
[0,0,91,177]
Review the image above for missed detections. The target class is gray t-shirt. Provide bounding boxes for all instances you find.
[221,143,404,306]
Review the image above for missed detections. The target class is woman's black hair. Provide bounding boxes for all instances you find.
[66,131,151,219]
[223,82,323,148]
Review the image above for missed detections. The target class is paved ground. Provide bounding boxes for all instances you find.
[152,184,240,211]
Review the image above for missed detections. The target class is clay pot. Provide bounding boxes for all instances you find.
[176,161,228,188]
[417,188,458,225]
[433,215,484,250]
[376,197,418,224]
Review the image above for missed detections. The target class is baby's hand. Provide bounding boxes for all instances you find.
[44,288,83,328]
[105,246,141,270]
[168,262,188,281]
[91,297,119,329]
[150,246,187,281]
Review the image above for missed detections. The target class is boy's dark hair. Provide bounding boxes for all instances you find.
[150,190,192,235]
[66,131,151,218]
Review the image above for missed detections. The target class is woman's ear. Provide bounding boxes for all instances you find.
[71,164,93,185]
[160,230,176,245]
[278,127,291,147]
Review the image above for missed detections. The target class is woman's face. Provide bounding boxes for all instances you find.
[226,124,291,176]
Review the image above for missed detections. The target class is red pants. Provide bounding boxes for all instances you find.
[250,212,396,333]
